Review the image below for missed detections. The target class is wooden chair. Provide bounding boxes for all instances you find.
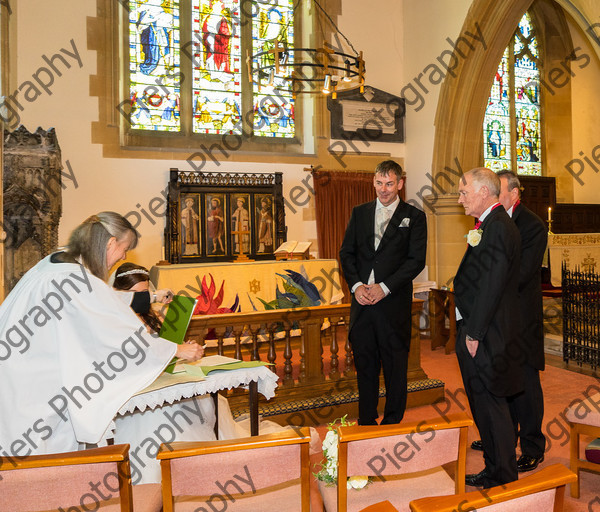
[409,463,577,511]
[318,413,472,512]
[566,390,600,497]
[0,444,162,512]
[157,427,311,512]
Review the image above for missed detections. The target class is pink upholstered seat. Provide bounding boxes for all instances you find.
[409,464,576,512]
[157,427,311,512]
[318,413,472,512]
[0,444,161,512]
[566,391,600,497]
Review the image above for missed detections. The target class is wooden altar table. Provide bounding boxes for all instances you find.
[150,259,344,312]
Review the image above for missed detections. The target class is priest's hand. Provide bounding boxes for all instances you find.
[153,289,174,304]
[176,341,204,361]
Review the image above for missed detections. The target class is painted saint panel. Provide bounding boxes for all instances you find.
[180,193,201,256]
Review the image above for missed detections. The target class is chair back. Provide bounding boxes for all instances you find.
[320,413,471,512]
[0,444,134,512]
[158,427,311,512]
[409,464,576,512]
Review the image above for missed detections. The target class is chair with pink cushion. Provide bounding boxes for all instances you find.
[0,444,162,512]
[157,427,311,512]
[409,463,576,512]
[566,390,600,497]
[318,413,472,512]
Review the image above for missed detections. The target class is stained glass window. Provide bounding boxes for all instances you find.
[252,0,295,138]
[129,0,181,132]
[484,12,542,176]
[128,0,296,139]
[192,0,241,135]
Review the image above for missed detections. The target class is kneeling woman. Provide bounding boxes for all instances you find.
[112,262,251,484]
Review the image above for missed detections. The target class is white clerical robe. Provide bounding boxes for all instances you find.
[0,255,176,457]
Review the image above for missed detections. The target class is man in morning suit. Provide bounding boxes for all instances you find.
[498,170,548,471]
[454,168,522,487]
[339,160,427,425]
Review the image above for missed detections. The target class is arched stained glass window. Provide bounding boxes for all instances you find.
[128,0,295,139]
[484,12,542,176]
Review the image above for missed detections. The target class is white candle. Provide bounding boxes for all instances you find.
[547,207,552,222]
[161,245,166,261]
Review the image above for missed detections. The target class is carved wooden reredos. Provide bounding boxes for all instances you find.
[165,169,286,263]
[3,126,63,294]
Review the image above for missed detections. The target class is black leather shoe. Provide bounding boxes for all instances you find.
[517,454,544,472]
[465,469,490,487]
[471,440,483,451]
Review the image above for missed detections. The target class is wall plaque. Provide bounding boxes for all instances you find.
[327,85,405,143]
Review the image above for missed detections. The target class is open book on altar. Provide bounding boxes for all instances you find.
[274,241,312,260]
[171,355,272,377]
[159,295,198,373]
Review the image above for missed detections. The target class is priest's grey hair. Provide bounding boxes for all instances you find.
[66,211,139,281]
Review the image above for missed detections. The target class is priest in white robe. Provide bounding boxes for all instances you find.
[0,212,202,462]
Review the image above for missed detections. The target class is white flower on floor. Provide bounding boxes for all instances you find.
[347,476,370,490]
[314,415,371,490]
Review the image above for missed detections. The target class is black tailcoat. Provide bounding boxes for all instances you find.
[340,199,427,346]
[512,204,547,370]
[339,198,427,424]
[454,205,523,397]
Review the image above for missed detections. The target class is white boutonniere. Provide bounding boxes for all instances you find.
[466,228,483,247]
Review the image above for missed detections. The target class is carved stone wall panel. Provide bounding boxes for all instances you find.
[3,126,62,294]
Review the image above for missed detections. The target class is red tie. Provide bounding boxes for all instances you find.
[474,203,501,230]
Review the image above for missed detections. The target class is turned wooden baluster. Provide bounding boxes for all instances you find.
[329,316,340,380]
[266,321,277,371]
[249,323,261,361]
[233,326,243,361]
[299,322,306,382]
[196,326,209,347]
[215,326,227,355]
[343,313,354,376]
[282,323,294,386]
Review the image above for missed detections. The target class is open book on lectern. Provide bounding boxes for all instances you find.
[158,295,198,373]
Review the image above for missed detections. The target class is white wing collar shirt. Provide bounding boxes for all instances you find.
[368,196,400,294]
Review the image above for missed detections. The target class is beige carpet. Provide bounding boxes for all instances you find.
[309,338,600,511]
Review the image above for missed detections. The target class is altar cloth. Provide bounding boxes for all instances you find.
[119,364,278,414]
[149,259,344,312]
[114,365,279,484]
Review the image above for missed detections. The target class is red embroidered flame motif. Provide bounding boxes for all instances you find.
[193,274,239,315]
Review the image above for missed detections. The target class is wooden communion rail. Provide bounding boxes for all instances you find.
[184,301,445,425]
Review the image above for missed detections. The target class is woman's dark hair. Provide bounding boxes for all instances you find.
[66,212,139,281]
[113,262,149,291]
[113,262,162,333]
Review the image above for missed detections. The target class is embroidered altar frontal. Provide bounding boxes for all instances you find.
[149,259,344,313]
